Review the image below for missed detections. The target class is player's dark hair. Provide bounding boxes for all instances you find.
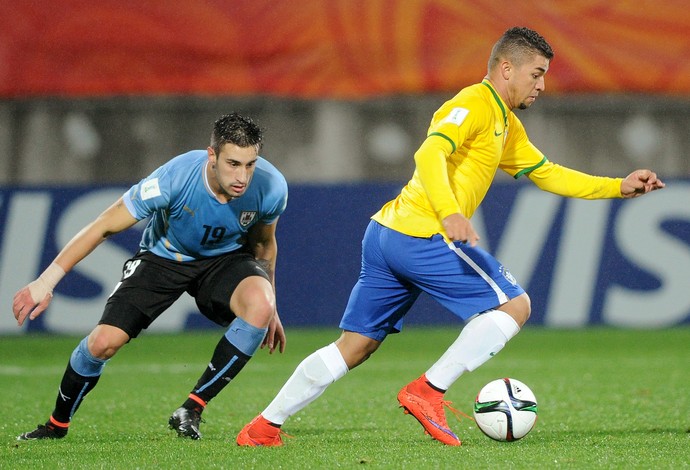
[488,27,554,71]
[211,112,263,155]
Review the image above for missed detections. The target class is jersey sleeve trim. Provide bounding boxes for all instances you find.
[428,132,456,153]
[514,156,548,179]
[122,188,143,220]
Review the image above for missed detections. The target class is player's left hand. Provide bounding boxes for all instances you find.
[620,169,665,198]
[262,311,286,354]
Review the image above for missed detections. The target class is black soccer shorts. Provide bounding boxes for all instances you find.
[99,250,270,338]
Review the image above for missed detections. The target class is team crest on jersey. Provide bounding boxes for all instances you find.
[239,211,257,227]
[499,265,517,286]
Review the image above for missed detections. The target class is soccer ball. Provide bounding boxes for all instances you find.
[473,378,538,441]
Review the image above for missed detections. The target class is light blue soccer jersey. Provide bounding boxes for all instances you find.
[122,150,287,262]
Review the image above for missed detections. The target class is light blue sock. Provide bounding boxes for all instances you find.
[69,337,108,377]
[224,317,268,356]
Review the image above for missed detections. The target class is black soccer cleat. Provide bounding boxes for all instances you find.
[168,407,203,440]
[17,422,68,440]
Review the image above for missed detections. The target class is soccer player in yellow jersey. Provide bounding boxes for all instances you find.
[237,27,665,447]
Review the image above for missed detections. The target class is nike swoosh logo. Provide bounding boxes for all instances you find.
[494,130,503,136]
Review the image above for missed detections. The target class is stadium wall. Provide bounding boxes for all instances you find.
[3,1,690,98]
[1,181,688,335]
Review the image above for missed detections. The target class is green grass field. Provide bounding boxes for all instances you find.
[1,327,688,469]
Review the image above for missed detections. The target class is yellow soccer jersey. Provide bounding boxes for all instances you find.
[372,79,623,239]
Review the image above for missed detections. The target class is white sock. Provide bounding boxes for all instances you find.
[425,310,520,390]
[262,343,348,425]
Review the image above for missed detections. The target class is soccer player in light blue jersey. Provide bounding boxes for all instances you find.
[13,113,288,440]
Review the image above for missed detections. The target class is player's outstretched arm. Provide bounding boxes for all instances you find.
[620,169,665,198]
[13,197,138,326]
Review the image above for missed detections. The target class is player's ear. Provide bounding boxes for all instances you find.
[500,61,512,80]
[207,147,217,164]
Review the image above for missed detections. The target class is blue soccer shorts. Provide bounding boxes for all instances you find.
[339,220,525,341]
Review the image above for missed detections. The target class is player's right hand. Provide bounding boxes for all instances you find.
[263,311,286,354]
[442,213,480,246]
[13,280,53,326]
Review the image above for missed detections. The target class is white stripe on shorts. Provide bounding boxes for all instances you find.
[447,242,509,305]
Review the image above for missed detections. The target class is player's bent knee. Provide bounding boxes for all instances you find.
[335,332,381,369]
[88,325,129,359]
[231,277,276,327]
[500,293,531,327]
[516,294,531,326]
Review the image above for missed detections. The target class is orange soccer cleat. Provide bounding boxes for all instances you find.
[236,414,285,447]
[397,374,462,446]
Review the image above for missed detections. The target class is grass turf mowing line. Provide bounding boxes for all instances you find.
[1,327,688,468]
